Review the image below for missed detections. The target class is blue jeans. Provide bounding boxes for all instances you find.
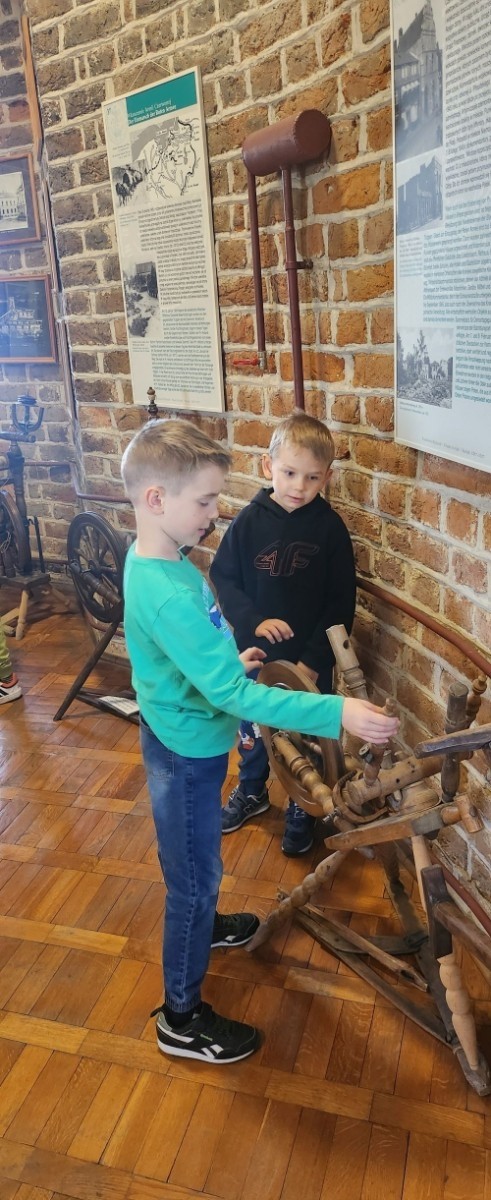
[140,719,228,1013]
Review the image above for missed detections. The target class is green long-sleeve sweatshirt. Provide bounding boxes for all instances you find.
[123,545,344,758]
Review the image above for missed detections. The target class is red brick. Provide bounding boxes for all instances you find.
[233,419,274,449]
[331,394,360,424]
[347,261,393,302]
[318,312,331,344]
[365,394,394,431]
[313,163,380,215]
[274,79,338,121]
[367,104,392,151]
[342,46,391,106]
[239,1,302,59]
[330,117,360,163]
[410,488,441,529]
[452,550,488,594]
[218,275,255,306]
[373,550,405,589]
[285,39,317,83]
[377,480,407,518]
[353,354,393,389]
[360,0,390,42]
[218,238,247,270]
[443,590,475,638]
[446,499,479,545]
[371,307,393,344]
[386,525,448,573]
[321,12,351,67]
[422,455,491,499]
[236,386,265,414]
[250,54,282,99]
[354,436,417,477]
[279,349,345,383]
[344,469,372,505]
[328,219,359,260]
[364,208,393,254]
[336,311,367,346]
[226,313,255,345]
[407,568,441,612]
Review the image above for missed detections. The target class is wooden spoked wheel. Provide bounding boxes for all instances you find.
[258,661,345,814]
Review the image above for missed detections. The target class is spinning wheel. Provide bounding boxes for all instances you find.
[250,631,491,1096]
[67,511,127,624]
[258,661,344,811]
[54,512,134,724]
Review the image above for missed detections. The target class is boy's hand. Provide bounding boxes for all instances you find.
[341,698,399,744]
[240,646,267,674]
[255,618,294,643]
[297,661,319,685]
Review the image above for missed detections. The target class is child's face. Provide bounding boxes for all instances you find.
[145,464,225,555]
[262,443,330,513]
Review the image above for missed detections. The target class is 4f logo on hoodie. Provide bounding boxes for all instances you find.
[254,541,319,577]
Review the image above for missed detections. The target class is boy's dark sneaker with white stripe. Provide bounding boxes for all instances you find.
[155,1002,260,1063]
[221,785,270,832]
[211,911,259,948]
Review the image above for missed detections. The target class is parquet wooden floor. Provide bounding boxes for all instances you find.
[1,606,491,1200]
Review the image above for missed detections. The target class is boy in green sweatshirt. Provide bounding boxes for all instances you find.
[121,418,398,1065]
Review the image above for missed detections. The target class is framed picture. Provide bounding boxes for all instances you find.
[0,275,57,363]
[0,153,40,246]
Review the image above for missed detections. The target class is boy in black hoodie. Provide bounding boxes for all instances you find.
[210,411,356,856]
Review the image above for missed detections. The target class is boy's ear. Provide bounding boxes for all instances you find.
[262,453,273,480]
[145,485,165,512]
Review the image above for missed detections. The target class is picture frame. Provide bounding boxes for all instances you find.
[0,152,40,246]
[0,275,57,364]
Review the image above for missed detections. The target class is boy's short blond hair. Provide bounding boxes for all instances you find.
[268,410,335,468]
[121,418,231,501]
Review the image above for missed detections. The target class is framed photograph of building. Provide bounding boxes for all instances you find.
[392,0,491,475]
[0,153,40,246]
[0,275,57,363]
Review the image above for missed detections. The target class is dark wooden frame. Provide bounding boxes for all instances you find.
[0,274,57,364]
[0,152,40,246]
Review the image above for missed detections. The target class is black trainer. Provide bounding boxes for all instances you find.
[155,1002,260,1063]
[221,785,270,833]
[281,801,316,857]
[211,912,260,948]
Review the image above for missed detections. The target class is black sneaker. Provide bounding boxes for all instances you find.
[211,911,260,948]
[281,801,316,857]
[155,1002,260,1063]
[221,785,270,833]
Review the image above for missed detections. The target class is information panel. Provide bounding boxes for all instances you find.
[102,68,225,413]
[392,0,491,473]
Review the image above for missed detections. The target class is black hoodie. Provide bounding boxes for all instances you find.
[210,488,356,687]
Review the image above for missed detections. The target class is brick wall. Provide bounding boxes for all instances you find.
[0,0,77,563]
[16,0,491,887]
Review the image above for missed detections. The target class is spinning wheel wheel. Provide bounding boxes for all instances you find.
[0,488,31,576]
[258,661,345,812]
[67,511,127,624]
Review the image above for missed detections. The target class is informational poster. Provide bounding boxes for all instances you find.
[102,68,225,413]
[392,0,491,473]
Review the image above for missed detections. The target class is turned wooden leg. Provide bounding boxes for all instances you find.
[412,833,479,1071]
[15,588,29,640]
[247,849,347,950]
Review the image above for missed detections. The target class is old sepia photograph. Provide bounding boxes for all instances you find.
[397,324,454,407]
[393,0,443,162]
[397,150,443,233]
[0,153,40,246]
[0,275,56,363]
